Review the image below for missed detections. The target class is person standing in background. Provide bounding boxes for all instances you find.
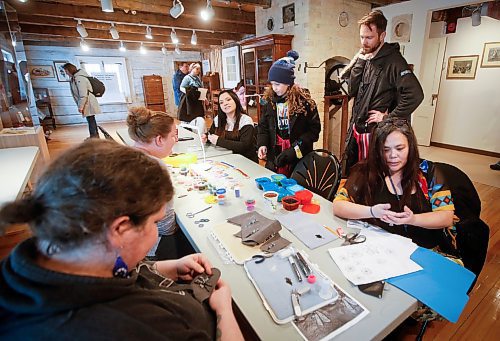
[173,62,189,107]
[233,79,247,110]
[63,63,101,139]
[340,10,423,176]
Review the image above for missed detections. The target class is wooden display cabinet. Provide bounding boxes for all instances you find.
[142,75,166,112]
[202,72,221,117]
[33,88,56,131]
[240,34,293,120]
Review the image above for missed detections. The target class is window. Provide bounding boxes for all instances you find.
[221,46,241,89]
[76,56,131,104]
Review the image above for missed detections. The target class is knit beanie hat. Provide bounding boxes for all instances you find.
[268,50,299,85]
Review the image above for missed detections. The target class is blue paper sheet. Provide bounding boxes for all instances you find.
[386,247,475,323]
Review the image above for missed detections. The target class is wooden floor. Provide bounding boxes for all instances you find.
[14,122,500,340]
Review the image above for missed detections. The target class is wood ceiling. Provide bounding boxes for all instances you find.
[6,0,408,52]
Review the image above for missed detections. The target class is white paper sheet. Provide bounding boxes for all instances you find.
[198,87,208,100]
[328,221,422,285]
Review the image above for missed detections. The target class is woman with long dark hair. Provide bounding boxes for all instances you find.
[202,89,257,162]
[333,118,456,250]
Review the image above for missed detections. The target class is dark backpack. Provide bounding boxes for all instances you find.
[85,76,105,97]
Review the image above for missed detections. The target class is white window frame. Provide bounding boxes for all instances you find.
[221,46,241,89]
[76,56,132,104]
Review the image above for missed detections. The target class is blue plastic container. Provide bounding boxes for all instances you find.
[261,182,280,192]
[280,178,297,188]
[286,184,305,195]
[270,174,286,184]
[255,177,271,190]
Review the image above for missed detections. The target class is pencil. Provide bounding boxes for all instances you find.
[323,225,339,237]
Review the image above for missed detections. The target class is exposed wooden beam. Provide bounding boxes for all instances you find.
[22,34,210,51]
[9,1,255,34]
[20,24,224,45]
[17,15,245,41]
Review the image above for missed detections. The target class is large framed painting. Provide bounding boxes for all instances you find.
[53,61,71,82]
[446,55,479,79]
[28,65,55,79]
[481,42,500,68]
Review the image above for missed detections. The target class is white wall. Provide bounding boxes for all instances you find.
[25,45,200,125]
[432,16,500,152]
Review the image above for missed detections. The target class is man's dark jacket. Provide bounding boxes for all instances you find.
[177,86,204,123]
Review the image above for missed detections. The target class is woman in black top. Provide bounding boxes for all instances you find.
[203,89,257,162]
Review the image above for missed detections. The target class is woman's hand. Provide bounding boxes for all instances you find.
[201,133,208,144]
[208,278,233,314]
[385,206,415,226]
[208,134,219,145]
[370,203,400,224]
[176,253,213,281]
[258,146,267,159]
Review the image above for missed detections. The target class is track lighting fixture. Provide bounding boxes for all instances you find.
[109,23,119,40]
[101,0,114,13]
[170,29,179,44]
[175,45,181,55]
[76,19,88,38]
[191,30,197,45]
[140,42,147,54]
[200,0,215,21]
[170,0,184,19]
[145,26,153,39]
[119,41,126,52]
[80,38,89,51]
[161,43,168,55]
[11,32,16,47]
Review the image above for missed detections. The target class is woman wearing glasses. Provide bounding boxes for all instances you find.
[333,118,457,252]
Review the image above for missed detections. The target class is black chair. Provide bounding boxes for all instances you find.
[291,149,341,201]
[97,125,116,142]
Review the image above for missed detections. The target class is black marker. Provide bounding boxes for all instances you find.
[178,137,195,141]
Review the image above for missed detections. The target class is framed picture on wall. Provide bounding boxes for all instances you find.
[481,42,500,68]
[28,65,55,79]
[446,55,479,79]
[53,61,71,82]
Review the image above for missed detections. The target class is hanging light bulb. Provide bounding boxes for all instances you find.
[145,26,153,39]
[119,41,126,52]
[170,29,179,44]
[161,43,168,55]
[11,32,16,47]
[76,19,88,38]
[191,30,197,45]
[140,42,147,54]
[109,23,120,40]
[101,0,114,13]
[80,38,89,51]
[200,0,215,21]
[175,45,181,55]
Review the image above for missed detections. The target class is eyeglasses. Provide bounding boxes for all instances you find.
[377,118,410,129]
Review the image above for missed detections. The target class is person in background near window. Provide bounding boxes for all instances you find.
[63,63,101,139]
[202,89,256,162]
[339,10,423,176]
[0,139,244,341]
[173,62,189,107]
[233,79,246,110]
[127,106,194,260]
[257,50,321,176]
[178,63,206,134]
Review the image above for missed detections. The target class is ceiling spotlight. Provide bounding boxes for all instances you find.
[471,6,482,27]
[109,23,119,40]
[80,38,89,51]
[170,29,179,44]
[200,0,215,21]
[140,42,147,54]
[101,0,114,13]
[170,0,184,19]
[119,41,126,52]
[145,26,153,39]
[76,19,88,38]
[11,32,16,47]
[175,45,181,55]
[191,30,197,45]
[161,43,168,55]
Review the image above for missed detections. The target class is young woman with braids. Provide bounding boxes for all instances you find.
[126,106,193,260]
[257,51,321,176]
[333,118,457,251]
[202,89,257,162]
[0,140,243,340]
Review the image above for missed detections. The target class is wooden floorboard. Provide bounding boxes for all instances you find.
[4,122,500,339]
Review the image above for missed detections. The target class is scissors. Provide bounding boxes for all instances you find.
[186,206,212,218]
[342,232,366,246]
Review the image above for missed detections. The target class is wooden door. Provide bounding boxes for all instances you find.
[142,75,165,112]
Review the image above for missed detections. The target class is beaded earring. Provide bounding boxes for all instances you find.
[112,255,129,278]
